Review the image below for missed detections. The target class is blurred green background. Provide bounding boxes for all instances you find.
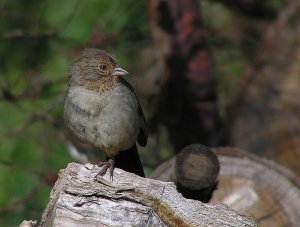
[0,0,286,226]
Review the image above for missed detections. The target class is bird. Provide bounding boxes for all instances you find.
[64,48,147,178]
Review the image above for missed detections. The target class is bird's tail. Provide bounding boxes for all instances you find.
[112,144,145,177]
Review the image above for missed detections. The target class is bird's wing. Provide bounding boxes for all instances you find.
[136,102,148,147]
[118,76,148,147]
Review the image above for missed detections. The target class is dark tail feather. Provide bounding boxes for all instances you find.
[112,144,145,177]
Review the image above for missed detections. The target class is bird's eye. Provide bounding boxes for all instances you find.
[99,64,107,71]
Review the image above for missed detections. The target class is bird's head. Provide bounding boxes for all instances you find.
[69,48,128,85]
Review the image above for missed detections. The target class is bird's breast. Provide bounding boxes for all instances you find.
[64,85,139,155]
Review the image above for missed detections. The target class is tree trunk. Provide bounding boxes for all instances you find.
[147,0,227,151]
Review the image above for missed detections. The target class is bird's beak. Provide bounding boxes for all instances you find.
[112,67,129,76]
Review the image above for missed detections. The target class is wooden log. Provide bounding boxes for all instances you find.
[152,146,300,226]
[19,220,37,227]
[152,144,220,202]
[40,162,256,227]
[211,147,300,227]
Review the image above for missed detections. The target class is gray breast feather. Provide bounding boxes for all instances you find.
[64,85,140,155]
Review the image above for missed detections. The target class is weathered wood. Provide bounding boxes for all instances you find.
[153,147,300,226]
[211,147,300,227]
[40,162,256,227]
[152,144,219,202]
[19,220,37,227]
[174,144,219,190]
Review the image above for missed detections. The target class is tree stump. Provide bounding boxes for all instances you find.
[40,162,256,226]
[152,146,300,226]
[211,147,300,227]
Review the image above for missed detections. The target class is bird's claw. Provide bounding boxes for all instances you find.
[94,158,115,181]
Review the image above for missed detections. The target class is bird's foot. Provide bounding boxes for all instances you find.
[94,158,115,180]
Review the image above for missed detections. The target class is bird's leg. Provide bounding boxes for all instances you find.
[95,158,115,180]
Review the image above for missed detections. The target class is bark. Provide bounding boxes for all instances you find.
[40,162,256,227]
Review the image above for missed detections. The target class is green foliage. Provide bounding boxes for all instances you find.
[0,0,149,226]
